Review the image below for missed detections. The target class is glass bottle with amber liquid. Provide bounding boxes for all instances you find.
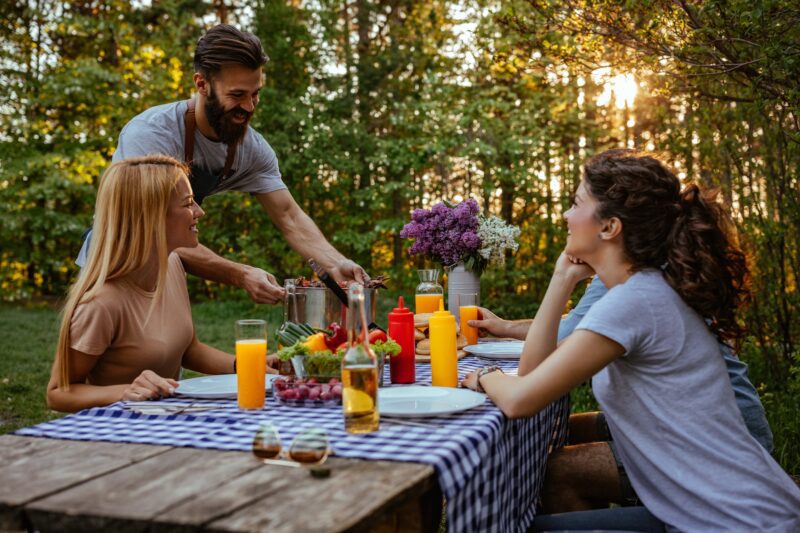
[341,283,379,433]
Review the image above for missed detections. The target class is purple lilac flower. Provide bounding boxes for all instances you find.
[400,199,481,265]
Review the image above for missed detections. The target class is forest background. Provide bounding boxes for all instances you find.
[1,0,798,474]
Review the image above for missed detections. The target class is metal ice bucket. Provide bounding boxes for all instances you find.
[285,286,378,329]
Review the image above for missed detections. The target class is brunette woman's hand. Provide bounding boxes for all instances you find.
[121,370,179,401]
[554,252,595,286]
[461,369,480,391]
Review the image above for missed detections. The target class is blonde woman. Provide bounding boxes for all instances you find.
[47,155,261,412]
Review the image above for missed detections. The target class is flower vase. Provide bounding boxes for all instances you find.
[447,262,480,324]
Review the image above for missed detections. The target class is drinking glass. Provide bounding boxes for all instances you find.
[236,319,268,409]
[252,424,330,466]
[458,293,479,346]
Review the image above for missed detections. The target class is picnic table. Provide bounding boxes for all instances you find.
[0,434,441,531]
[4,357,569,532]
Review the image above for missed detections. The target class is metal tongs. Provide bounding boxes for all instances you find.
[308,258,350,306]
[308,259,384,332]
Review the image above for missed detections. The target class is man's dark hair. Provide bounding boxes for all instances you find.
[193,24,268,79]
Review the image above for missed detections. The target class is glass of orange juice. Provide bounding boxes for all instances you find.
[235,319,268,410]
[458,293,479,347]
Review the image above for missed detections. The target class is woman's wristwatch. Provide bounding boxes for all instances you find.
[476,366,503,393]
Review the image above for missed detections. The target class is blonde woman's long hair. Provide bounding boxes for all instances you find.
[55,155,189,389]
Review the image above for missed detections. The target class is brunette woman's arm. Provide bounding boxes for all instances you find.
[463,330,623,418]
[517,253,595,375]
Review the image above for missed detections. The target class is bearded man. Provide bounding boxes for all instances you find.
[77,24,368,303]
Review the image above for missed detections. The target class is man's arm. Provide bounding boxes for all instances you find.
[176,245,284,304]
[256,189,368,283]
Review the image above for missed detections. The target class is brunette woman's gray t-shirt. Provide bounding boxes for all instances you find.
[577,270,800,532]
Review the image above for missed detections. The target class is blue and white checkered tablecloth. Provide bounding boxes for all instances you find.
[17,356,569,532]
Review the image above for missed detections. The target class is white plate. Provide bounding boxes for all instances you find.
[378,386,485,418]
[175,374,279,399]
[463,341,524,359]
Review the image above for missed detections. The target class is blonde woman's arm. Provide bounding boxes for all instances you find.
[467,307,531,340]
[180,332,236,375]
[46,349,178,413]
[180,332,278,375]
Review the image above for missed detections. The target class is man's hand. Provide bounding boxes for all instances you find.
[242,266,285,304]
[328,259,370,284]
[468,307,508,338]
[121,370,178,401]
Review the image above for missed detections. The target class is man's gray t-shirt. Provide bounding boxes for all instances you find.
[577,270,800,531]
[112,100,287,197]
[76,101,287,266]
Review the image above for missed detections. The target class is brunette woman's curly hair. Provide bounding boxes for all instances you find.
[583,149,750,341]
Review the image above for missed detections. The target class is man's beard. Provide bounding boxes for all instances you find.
[204,87,253,144]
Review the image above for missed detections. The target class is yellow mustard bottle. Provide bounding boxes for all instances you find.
[429,301,458,387]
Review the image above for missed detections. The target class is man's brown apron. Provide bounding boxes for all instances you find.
[184,97,237,205]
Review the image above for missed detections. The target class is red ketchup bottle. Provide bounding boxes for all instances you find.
[388,296,416,384]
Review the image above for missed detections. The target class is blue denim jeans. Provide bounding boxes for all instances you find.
[531,506,665,532]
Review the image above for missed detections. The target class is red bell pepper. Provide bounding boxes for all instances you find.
[323,322,347,350]
[368,329,387,345]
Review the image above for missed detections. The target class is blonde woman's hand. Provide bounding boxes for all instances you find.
[121,370,179,401]
[554,252,595,286]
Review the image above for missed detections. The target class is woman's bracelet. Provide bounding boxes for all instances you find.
[476,366,503,393]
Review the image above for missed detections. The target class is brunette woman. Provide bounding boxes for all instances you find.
[462,149,800,531]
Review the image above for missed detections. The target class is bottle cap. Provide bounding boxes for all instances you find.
[430,300,455,324]
[390,296,413,316]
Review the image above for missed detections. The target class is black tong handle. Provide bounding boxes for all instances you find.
[308,259,349,306]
